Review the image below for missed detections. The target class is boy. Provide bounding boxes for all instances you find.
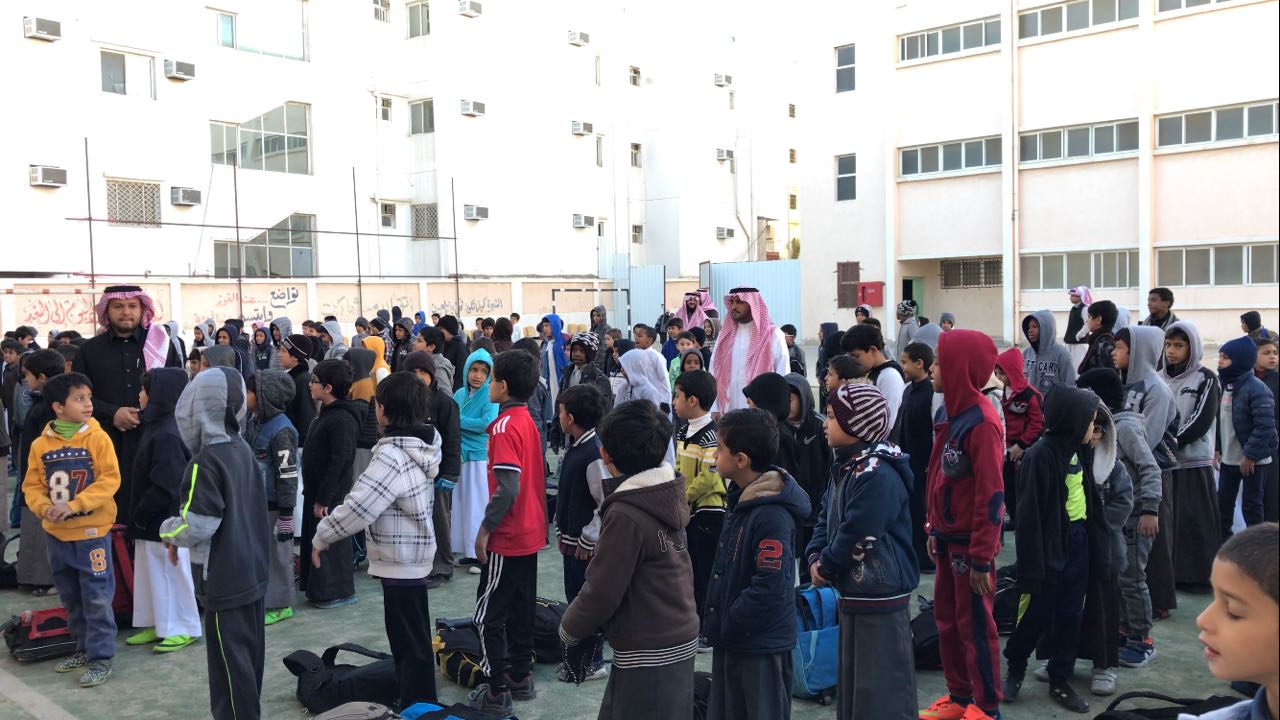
[402,350,462,588]
[705,408,810,720]
[786,371,833,583]
[826,354,865,395]
[469,350,548,714]
[744,372,800,477]
[893,341,937,571]
[559,331,612,412]
[245,370,300,625]
[1003,384,1101,712]
[809,383,918,720]
[1189,523,1278,720]
[633,324,658,353]
[662,317,684,363]
[16,350,64,594]
[414,327,455,395]
[23,372,120,687]
[301,359,362,608]
[1217,337,1278,535]
[312,371,443,710]
[668,331,699,389]
[674,369,723,646]
[1079,301,1119,375]
[782,324,806,376]
[921,330,1005,720]
[552,383,611,682]
[841,324,905,428]
[160,366,269,720]
[993,348,1045,530]
[277,334,316,445]
[57,344,78,374]
[1021,309,1077,395]
[1258,332,1279,428]
[560,400,700,719]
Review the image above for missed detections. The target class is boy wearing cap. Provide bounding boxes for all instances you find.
[808,383,918,720]
[277,335,316,446]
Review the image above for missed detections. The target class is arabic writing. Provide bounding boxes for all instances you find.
[18,294,170,334]
[320,294,416,322]
[188,285,304,326]
[429,296,505,316]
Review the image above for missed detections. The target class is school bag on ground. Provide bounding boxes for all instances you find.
[1095,690,1243,719]
[433,617,485,689]
[533,596,568,663]
[313,702,401,720]
[401,702,504,720]
[911,595,942,670]
[790,585,838,703]
[282,642,400,714]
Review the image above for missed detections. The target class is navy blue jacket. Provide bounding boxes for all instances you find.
[1219,374,1278,463]
[703,468,810,654]
[806,442,919,612]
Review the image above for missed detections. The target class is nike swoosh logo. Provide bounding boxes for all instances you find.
[803,436,816,445]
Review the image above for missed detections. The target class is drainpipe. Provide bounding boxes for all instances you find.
[1004,0,1020,344]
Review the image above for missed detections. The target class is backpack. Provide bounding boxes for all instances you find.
[313,703,401,720]
[282,643,400,714]
[911,595,942,670]
[993,564,1020,636]
[1096,690,1243,719]
[533,597,567,663]
[790,585,838,703]
[401,702,504,720]
[0,533,17,589]
[433,618,485,689]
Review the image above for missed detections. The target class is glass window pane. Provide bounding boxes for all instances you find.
[1158,250,1183,286]
[1020,134,1039,162]
[224,125,238,164]
[963,23,983,49]
[1093,0,1117,24]
[218,14,235,47]
[262,134,285,172]
[263,106,286,133]
[837,155,857,175]
[1185,248,1211,285]
[287,137,309,174]
[926,31,940,56]
[1067,1,1090,31]
[905,35,920,60]
[985,19,1001,45]
[244,245,269,277]
[1129,251,1139,288]
[836,45,856,66]
[240,129,263,169]
[1094,125,1115,154]
[1067,253,1091,288]
[1116,121,1139,150]
[1094,254,1104,287]
[836,176,856,201]
[942,143,962,170]
[101,51,126,94]
[292,248,314,275]
[210,123,225,164]
[1186,0,1210,6]
[942,26,961,53]
[1159,0,1182,9]
[1185,111,1212,143]
[1157,116,1182,146]
[901,149,919,175]
[1040,130,1063,159]
[921,145,939,173]
[836,67,856,92]
[1216,107,1244,140]
[985,138,1001,166]
[1251,244,1277,283]
[1119,0,1139,19]
[1247,104,1274,136]
[1019,13,1039,39]
[1215,246,1244,285]
[1021,256,1042,290]
[964,140,984,168]
[1041,7,1064,34]
[285,103,308,135]
[1067,127,1091,157]
[1043,254,1066,289]
[269,247,291,277]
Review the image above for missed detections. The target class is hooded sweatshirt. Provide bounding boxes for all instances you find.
[268,317,293,369]
[1118,325,1178,454]
[1078,368,1164,518]
[23,417,121,542]
[159,367,268,610]
[994,348,1044,450]
[345,347,381,450]
[411,310,429,337]
[1160,321,1220,468]
[785,372,833,523]
[129,368,191,541]
[619,345,673,414]
[390,318,414,371]
[302,394,364,509]
[453,348,498,462]
[1217,336,1278,465]
[252,327,273,370]
[251,369,300,514]
[912,323,944,351]
[165,320,187,361]
[559,464,700,665]
[1021,309,1077,397]
[925,330,1005,571]
[320,320,348,361]
[590,305,612,367]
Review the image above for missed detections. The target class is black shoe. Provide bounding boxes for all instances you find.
[426,575,449,589]
[1050,682,1090,713]
[506,672,537,701]
[1003,670,1025,702]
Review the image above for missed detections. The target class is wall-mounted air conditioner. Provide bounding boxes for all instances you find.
[460,100,486,116]
[571,121,593,135]
[568,31,589,46]
[23,17,61,41]
[572,214,594,228]
[171,187,201,205]
[716,227,734,240]
[716,148,734,161]
[458,1,482,17]
[714,74,733,87]
[164,60,196,81]
[464,205,489,220]
[29,165,67,187]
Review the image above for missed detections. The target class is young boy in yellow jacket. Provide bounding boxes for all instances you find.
[673,369,722,652]
[23,372,121,688]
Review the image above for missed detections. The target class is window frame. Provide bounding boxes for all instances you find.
[1020,119,1140,164]
[899,16,1000,64]
[835,44,855,93]
[899,136,1002,178]
[209,102,311,175]
[373,0,390,22]
[836,261,861,309]
[1021,250,1140,290]
[214,213,316,278]
[407,1,430,37]
[105,179,162,227]
[628,66,641,86]
[1156,243,1280,287]
[380,202,396,228]
[835,154,857,201]
[631,224,644,245]
[941,257,1003,289]
[630,143,642,168]
[409,99,435,134]
[378,97,392,121]
[1156,101,1279,149]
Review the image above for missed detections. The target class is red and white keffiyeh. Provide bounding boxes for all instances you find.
[94,285,157,329]
[711,288,777,406]
[143,324,170,370]
[677,289,716,330]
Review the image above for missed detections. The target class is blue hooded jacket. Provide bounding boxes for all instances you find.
[1218,336,1278,463]
[453,347,499,462]
[540,314,568,379]
[411,309,429,337]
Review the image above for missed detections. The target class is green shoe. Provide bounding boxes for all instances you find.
[126,628,159,646]
[264,607,294,626]
[154,635,197,653]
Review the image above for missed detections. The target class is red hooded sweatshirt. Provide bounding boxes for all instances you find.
[926,330,1005,572]
[994,347,1045,450]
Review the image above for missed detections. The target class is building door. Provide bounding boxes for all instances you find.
[902,277,925,317]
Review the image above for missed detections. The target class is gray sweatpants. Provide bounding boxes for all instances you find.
[1120,514,1155,638]
[838,608,917,720]
[708,650,793,720]
[265,511,296,610]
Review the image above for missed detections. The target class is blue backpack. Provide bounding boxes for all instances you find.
[791,585,839,703]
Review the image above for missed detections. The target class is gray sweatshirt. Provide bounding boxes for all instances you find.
[1119,325,1178,453]
[1021,309,1077,397]
[1160,320,1220,469]
[1114,410,1162,517]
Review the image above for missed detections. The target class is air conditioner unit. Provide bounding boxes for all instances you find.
[29,165,67,187]
[464,205,489,220]
[170,187,201,206]
[568,30,590,46]
[164,60,196,81]
[23,17,61,41]
[458,1,482,17]
[716,227,734,240]
[714,73,733,87]
[716,148,735,161]
[460,100,486,116]
[570,121,593,135]
[572,214,594,228]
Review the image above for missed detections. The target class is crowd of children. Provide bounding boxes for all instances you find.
[2,289,1278,720]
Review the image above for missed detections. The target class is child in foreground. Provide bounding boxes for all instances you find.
[674,370,723,649]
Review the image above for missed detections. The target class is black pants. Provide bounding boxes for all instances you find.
[207,598,265,720]
[383,581,438,709]
[797,524,815,584]
[473,552,537,693]
[301,501,355,602]
[1219,462,1278,538]
[911,462,933,571]
[1002,460,1018,523]
[432,489,454,580]
[687,511,724,620]
[708,650,793,720]
[1004,522,1089,682]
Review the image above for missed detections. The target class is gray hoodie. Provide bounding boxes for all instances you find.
[1115,410,1163,517]
[164,320,185,359]
[1160,320,1220,468]
[1091,405,1134,573]
[1021,309,1077,397]
[1120,325,1178,453]
[268,316,293,369]
[895,316,920,354]
[321,320,348,361]
[911,323,943,351]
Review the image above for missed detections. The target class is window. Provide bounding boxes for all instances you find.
[789,193,798,210]
[1021,251,1139,289]
[100,50,154,98]
[408,1,429,36]
[411,203,438,239]
[941,258,1002,289]
[594,55,601,86]
[1159,0,1231,10]
[788,103,796,118]
[630,143,642,168]
[209,102,311,174]
[378,97,392,121]
[213,2,308,61]
[373,0,390,22]
[629,66,641,86]
[1020,0,1137,39]
[728,90,735,110]
[1157,102,1279,148]
[106,180,161,227]
[410,99,434,134]
[900,17,1000,62]
[835,44,855,92]
[596,136,604,168]
[101,51,125,94]
[1158,244,1279,286]
[215,214,315,278]
[631,225,643,244]
[1251,244,1278,283]
[836,262,861,308]
[789,148,797,164]
[900,136,1001,177]
[835,154,857,201]
[1021,120,1138,162]
[217,12,236,47]
[380,202,396,228]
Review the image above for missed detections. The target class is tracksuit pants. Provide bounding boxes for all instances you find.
[1003,522,1089,683]
[206,598,265,720]
[473,552,537,694]
[934,539,1002,712]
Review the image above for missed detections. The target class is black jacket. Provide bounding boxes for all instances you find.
[743,373,799,479]
[443,337,470,392]
[1078,332,1117,376]
[703,469,810,654]
[302,398,362,508]
[390,319,415,372]
[785,373,833,525]
[285,363,316,446]
[428,385,462,482]
[891,377,935,498]
[128,369,191,541]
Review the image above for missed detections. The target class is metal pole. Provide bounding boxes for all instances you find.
[83,138,97,290]
[352,167,364,312]
[232,160,244,320]
[450,178,461,316]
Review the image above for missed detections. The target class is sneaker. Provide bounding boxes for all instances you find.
[469,565,482,575]
[467,684,513,715]
[959,707,996,720]
[154,635,197,653]
[1153,607,1171,621]
[1033,661,1050,682]
[426,575,449,589]
[697,637,713,653]
[55,651,88,673]
[78,659,112,688]
[1090,667,1118,696]
[556,661,572,683]
[1049,681,1090,713]
[584,661,609,682]
[506,672,537,701]
[1003,669,1024,702]
[919,695,971,720]
[31,585,55,597]
[126,628,160,646]
[1119,637,1156,668]
[264,607,294,626]
[312,595,359,610]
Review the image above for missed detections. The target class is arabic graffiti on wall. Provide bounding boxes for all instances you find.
[181,284,308,327]
[13,284,171,337]
[425,282,512,318]
[316,284,421,321]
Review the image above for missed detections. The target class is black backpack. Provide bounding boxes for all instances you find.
[282,643,400,714]
[1096,690,1243,719]
[0,534,17,590]
[533,597,567,664]
[993,564,1019,636]
[910,595,942,670]
[434,618,485,689]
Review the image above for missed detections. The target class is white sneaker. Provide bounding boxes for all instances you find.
[469,565,481,575]
[1034,661,1050,682]
[1091,667,1118,696]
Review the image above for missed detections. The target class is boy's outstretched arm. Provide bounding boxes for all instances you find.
[159,462,224,549]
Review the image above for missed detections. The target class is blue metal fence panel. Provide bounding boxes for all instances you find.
[707,260,801,330]
[628,264,667,332]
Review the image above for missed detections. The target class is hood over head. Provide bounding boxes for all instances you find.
[203,345,238,369]
[1117,325,1164,386]
[603,464,689,529]
[736,469,812,524]
[1042,384,1098,447]
[937,329,998,418]
[614,338,636,356]
[939,312,956,326]
[1113,307,1131,334]
[177,366,247,454]
[436,314,460,338]
[253,369,295,419]
[590,304,609,330]
[994,348,1031,396]
[360,335,390,373]
[540,314,569,375]
[703,317,721,344]
[1076,368,1125,411]
[455,347,495,412]
[822,329,845,361]
[402,350,437,381]
[355,316,369,331]
[679,347,705,373]
[785,372,815,421]
[270,316,293,340]
[1021,309,1060,354]
[320,321,347,347]
[142,367,188,422]
[1160,320,1204,383]
[1088,403,1118,483]
[912,323,943,351]
[743,372,792,423]
[216,324,239,346]
[346,347,375,382]
[618,345,671,404]
[392,317,415,341]
[855,304,873,318]
[253,327,270,348]
[819,322,839,340]
[376,309,391,323]
[1219,336,1258,385]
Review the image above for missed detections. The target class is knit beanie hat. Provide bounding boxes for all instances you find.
[1076,368,1124,411]
[281,334,313,362]
[403,350,437,378]
[370,317,388,332]
[827,383,889,442]
[438,315,461,337]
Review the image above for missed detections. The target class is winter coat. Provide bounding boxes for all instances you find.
[891,376,935,499]
[1119,325,1178,454]
[250,369,299,514]
[995,348,1045,450]
[895,316,920,355]
[1217,337,1278,463]
[785,373,833,525]
[321,320,348,361]
[743,373,799,478]
[302,398,363,508]
[285,363,315,446]
[390,318,414,371]
[1161,321,1220,468]
[128,368,191,541]
[1116,411,1163,517]
[1021,309,1077,396]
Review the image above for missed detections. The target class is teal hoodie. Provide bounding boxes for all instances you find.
[453,347,498,461]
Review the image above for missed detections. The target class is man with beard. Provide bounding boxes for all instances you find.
[72,286,182,526]
[710,288,789,413]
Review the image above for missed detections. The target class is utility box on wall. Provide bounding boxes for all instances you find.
[856,281,884,307]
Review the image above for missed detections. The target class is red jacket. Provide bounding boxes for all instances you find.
[995,348,1045,450]
[926,330,1005,572]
